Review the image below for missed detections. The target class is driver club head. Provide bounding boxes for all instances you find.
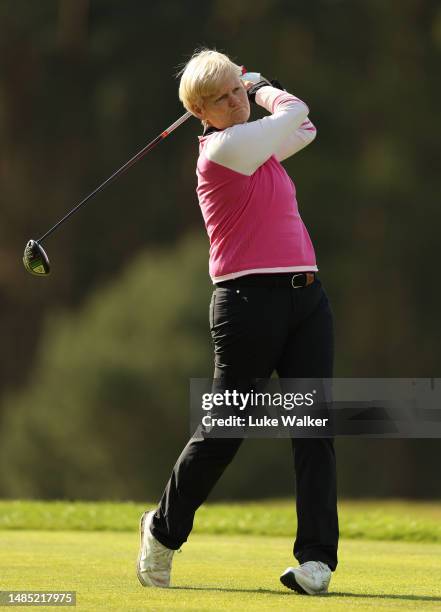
[23,240,50,276]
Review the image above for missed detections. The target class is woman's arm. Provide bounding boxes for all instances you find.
[255,85,317,161]
[203,86,314,175]
[274,116,317,163]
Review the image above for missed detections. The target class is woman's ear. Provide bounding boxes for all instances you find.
[191,100,205,120]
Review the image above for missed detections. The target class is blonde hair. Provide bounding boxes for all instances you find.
[178,49,242,114]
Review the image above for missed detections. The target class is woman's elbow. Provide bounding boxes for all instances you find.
[300,119,318,143]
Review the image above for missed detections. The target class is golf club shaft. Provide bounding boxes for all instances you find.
[37,110,193,244]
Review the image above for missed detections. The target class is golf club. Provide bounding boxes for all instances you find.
[23,110,193,276]
[22,67,258,277]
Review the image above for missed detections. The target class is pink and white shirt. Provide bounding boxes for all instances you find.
[196,86,318,283]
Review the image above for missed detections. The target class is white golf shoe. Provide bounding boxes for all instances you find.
[280,561,331,595]
[136,510,176,588]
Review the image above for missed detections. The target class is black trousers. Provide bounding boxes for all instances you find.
[151,275,339,571]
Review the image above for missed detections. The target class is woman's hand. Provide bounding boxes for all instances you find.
[241,79,254,91]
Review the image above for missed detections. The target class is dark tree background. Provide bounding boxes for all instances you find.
[1,0,440,499]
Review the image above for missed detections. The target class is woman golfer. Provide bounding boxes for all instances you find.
[137,49,338,595]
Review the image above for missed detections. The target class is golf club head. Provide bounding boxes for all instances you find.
[23,240,50,276]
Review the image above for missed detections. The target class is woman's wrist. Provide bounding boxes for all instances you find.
[247,79,286,104]
[247,80,272,103]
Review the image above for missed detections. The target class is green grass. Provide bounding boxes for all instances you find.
[2,501,441,610]
[1,499,441,542]
[2,532,441,611]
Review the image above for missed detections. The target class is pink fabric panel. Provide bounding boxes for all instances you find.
[196,148,317,282]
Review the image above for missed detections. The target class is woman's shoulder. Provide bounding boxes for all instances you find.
[199,124,250,166]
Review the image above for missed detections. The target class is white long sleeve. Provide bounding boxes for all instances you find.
[274,117,317,162]
[203,86,316,175]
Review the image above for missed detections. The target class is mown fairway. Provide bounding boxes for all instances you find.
[1,501,441,610]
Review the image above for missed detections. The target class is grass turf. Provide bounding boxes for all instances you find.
[1,532,441,611]
[1,499,441,542]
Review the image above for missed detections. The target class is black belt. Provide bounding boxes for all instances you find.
[216,272,316,289]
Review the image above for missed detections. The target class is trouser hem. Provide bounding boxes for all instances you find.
[150,523,183,551]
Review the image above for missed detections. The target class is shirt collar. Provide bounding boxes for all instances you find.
[202,125,222,137]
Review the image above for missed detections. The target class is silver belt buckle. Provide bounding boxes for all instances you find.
[291,273,305,289]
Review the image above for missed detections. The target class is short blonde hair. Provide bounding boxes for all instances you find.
[178,49,242,113]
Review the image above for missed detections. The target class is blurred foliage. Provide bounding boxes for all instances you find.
[1,234,441,500]
[1,0,441,498]
[0,234,213,499]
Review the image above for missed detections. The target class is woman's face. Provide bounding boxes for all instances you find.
[195,73,250,130]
